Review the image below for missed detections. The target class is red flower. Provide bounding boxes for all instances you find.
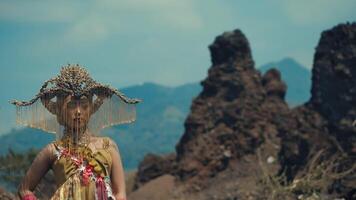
[96,175,103,182]
[85,165,93,173]
[73,157,83,166]
[82,172,90,185]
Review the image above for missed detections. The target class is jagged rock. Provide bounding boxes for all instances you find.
[279,103,334,179]
[262,68,287,99]
[209,30,253,66]
[173,29,291,189]
[311,22,356,155]
[279,23,356,198]
[283,23,356,157]
[133,152,177,190]
[131,23,356,200]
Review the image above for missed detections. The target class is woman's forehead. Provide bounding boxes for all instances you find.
[64,95,91,102]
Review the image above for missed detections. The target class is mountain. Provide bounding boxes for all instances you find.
[0,65,312,171]
[0,82,202,170]
[0,62,313,172]
[258,58,311,107]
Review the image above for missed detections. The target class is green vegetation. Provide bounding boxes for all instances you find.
[0,148,38,192]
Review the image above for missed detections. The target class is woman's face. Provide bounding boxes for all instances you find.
[58,95,92,131]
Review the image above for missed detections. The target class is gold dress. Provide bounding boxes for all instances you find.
[14,66,136,200]
[50,137,115,200]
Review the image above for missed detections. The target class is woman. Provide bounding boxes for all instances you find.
[11,65,142,200]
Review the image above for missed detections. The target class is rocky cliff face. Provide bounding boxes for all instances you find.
[311,23,356,155]
[279,22,356,197]
[174,29,290,184]
[131,23,356,200]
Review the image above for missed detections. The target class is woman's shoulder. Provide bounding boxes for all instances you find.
[35,141,58,164]
[90,136,117,150]
[43,141,57,151]
[88,135,106,141]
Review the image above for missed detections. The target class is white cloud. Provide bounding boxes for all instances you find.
[0,1,79,23]
[64,16,110,42]
[275,0,356,25]
[0,0,203,43]
[113,0,204,30]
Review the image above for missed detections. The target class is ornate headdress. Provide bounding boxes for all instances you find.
[10,64,142,139]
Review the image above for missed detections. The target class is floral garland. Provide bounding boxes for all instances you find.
[54,144,115,200]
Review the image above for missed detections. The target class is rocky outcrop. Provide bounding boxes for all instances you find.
[311,22,356,155]
[280,23,356,197]
[174,30,291,185]
[133,30,293,199]
[133,153,177,190]
[129,175,176,200]
[131,23,356,199]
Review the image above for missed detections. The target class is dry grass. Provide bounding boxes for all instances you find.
[256,149,356,200]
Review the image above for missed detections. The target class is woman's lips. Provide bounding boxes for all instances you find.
[73,118,81,122]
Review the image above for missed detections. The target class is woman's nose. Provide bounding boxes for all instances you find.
[75,107,81,116]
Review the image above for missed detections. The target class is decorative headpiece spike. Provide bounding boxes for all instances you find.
[11,64,142,106]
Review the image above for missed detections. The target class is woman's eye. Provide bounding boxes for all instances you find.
[80,101,89,107]
[67,102,76,109]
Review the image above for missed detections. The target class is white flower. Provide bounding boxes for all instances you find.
[54,150,61,160]
[78,165,86,172]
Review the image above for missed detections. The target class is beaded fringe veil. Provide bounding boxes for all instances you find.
[15,98,63,136]
[89,94,137,135]
[14,95,137,139]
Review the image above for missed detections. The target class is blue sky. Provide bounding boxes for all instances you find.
[1,0,356,134]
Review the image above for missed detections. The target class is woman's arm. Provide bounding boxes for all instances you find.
[108,139,127,200]
[18,143,54,200]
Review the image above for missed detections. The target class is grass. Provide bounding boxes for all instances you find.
[256,149,356,200]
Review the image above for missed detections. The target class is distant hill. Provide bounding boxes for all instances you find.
[0,82,202,170]
[258,58,311,107]
[0,59,312,170]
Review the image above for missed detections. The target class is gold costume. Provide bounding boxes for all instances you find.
[50,137,113,200]
[12,65,142,200]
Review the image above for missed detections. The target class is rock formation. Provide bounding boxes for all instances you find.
[131,22,356,199]
[311,22,356,155]
[280,22,356,197]
[133,153,177,190]
[174,30,290,186]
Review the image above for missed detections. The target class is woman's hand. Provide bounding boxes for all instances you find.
[22,193,37,200]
